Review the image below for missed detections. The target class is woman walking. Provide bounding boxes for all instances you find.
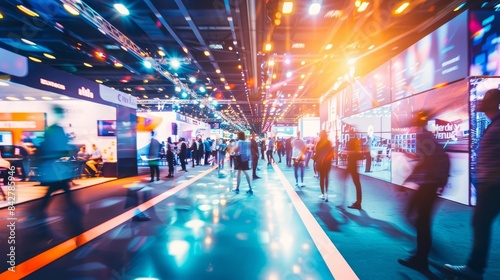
[314,130,334,202]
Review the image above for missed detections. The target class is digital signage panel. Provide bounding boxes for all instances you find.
[468,77,500,206]
[470,11,500,76]
[391,79,470,205]
[391,11,468,101]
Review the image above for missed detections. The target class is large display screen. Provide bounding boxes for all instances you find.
[391,79,470,205]
[470,11,500,76]
[391,11,468,101]
[469,77,500,206]
[352,61,392,114]
[97,120,117,136]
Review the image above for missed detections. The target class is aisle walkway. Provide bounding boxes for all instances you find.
[0,159,498,279]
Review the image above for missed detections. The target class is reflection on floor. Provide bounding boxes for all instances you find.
[0,177,116,209]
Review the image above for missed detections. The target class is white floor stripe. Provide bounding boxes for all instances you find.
[273,164,359,280]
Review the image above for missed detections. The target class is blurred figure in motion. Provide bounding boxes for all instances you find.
[250,133,261,179]
[232,131,252,194]
[38,105,84,241]
[445,89,500,280]
[344,130,363,210]
[314,130,334,202]
[398,110,450,275]
[148,131,161,181]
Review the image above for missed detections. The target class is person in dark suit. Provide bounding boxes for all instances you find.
[178,138,188,172]
[398,110,450,275]
[250,133,260,179]
[344,131,363,210]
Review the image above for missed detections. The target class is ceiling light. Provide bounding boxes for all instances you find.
[41,97,53,100]
[357,2,369,12]
[300,74,305,79]
[204,50,210,56]
[114,62,123,67]
[43,53,56,59]
[21,38,36,46]
[28,56,41,63]
[325,44,333,50]
[17,5,39,17]
[114,4,130,16]
[95,79,103,84]
[84,62,93,67]
[282,2,293,14]
[158,50,166,56]
[301,61,306,65]
[199,86,206,93]
[143,79,149,83]
[454,2,466,12]
[220,77,225,82]
[170,58,180,69]
[143,60,152,68]
[143,95,148,98]
[394,2,410,14]
[0,13,3,19]
[6,97,20,101]
[24,97,36,100]
[264,43,272,52]
[224,85,230,90]
[368,44,375,50]
[63,3,80,16]
[228,46,233,51]
[60,96,71,100]
[308,3,321,15]
[175,86,181,92]
[215,69,221,74]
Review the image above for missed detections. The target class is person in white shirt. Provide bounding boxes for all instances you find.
[291,131,307,187]
[86,144,103,177]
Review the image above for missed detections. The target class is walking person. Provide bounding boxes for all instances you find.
[266,137,275,165]
[291,131,307,187]
[260,138,266,160]
[232,132,252,194]
[217,138,227,174]
[178,138,188,172]
[285,136,293,167]
[148,131,161,181]
[314,130,334,202]
[165,137,175,178]
[38,105,83,242]
[190,139,197,167]
[444,89,500,280]
[398,110,450,275]
[227,139,236,171]
[250,133,261,179]
[344,131,363,210]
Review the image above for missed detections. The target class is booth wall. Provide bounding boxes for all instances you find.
[0,100,117,160]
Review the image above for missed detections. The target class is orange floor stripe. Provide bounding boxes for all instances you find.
[0,167,215,280]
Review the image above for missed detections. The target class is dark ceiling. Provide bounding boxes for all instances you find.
[0,0,497,134]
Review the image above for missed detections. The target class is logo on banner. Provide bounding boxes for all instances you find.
[78,87,94,98]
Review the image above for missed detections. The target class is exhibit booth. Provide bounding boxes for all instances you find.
[136,111,211,163]
[0,47,138,180]
[320,10,499,205]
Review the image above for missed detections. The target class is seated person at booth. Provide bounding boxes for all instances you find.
[76,145,91,177]
[86,144,102,177]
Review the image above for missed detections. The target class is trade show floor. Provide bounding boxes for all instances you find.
[0,160,499,279]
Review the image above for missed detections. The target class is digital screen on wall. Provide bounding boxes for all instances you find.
[391,11,468,101]
[351,76,368,114]
[341,86,352,117]
[391,79,470,205]
[469,77,500,206]
[97,120,117,136]
[470,11,500,76]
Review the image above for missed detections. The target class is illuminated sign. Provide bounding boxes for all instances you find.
[40,78,66,90]
[78,87,94,98]
[99,85,137,108]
